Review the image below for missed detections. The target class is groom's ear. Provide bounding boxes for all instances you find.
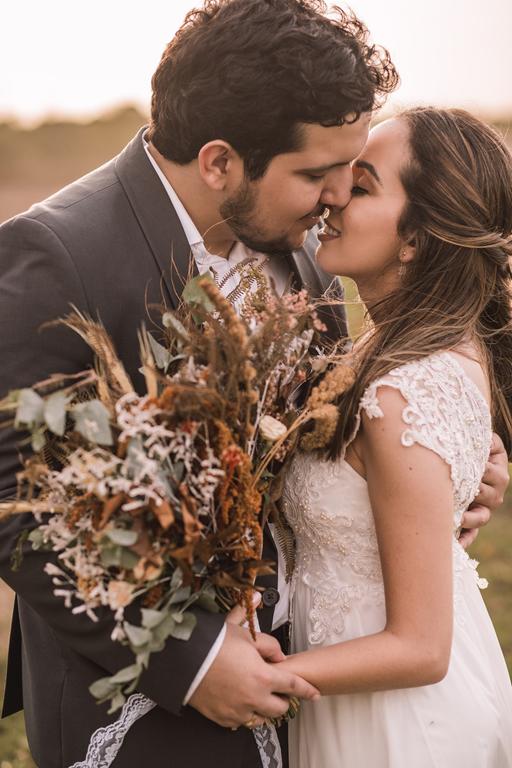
[197,140,244,191]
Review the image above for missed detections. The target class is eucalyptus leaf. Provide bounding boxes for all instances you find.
[31,427,46,453]
[124,622,152,648]
[195,591,220,613]
[141,608,165,629]
[147,638,166,654]
[152,613,177,644]
[162,313,189,342]
[125,438,144,475]
[44,391,69,436]
[169,353,186,365]
[170,611,197,641]
[89,676,117,701]
[108,692,127,714]
[170,567,184,590]
[119,549,140,570]
[100,545,123,568]
[11,529,29,571]
[28,528,46,549]
[147,333,171,372]
[71,400,113,445]
[182,274,216,312]
[15,389,45,429]
[124,678,141,696]
[136,651,151,669]
[169,460,185,485]
[155,470,178,504]
[5,388,21,405]
[106,528,138,547]
[169,586,192,605]
[108,663,143,685]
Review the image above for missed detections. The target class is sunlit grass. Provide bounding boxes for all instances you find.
[471,490,512,673]
[0,654,35,767]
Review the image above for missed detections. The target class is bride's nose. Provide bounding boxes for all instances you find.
[319,165,353,210]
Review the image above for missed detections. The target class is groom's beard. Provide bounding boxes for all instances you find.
[220,179,294,257]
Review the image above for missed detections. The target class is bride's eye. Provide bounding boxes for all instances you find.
[351,185,368,196]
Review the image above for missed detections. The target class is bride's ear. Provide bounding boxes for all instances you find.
[399,239,416,265]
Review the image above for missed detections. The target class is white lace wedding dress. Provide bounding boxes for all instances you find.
[282,352,512,767]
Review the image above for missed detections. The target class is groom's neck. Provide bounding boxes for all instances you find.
[147,142,236,258]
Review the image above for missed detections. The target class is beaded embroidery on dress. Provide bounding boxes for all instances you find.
[283,352,512,767]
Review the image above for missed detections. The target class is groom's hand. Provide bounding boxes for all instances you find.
[188,623,320,728]
[459,432,509,549]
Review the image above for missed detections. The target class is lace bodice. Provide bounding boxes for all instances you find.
[282,352,492,645]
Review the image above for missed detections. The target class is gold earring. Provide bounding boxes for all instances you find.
[398,249,407,277]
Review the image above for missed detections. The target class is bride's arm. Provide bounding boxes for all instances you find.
[278,386,455,695]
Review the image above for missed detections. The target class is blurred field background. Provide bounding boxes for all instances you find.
[0,108,511,766]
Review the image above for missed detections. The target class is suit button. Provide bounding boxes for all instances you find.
[262,588,280,607]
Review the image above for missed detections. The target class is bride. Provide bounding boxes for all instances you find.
[277,107,512,766]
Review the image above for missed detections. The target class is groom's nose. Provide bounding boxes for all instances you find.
[319,165,353,209]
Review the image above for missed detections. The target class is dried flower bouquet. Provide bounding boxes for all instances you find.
[0,273,354,713]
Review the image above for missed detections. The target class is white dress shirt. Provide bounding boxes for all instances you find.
[143,136,291,703]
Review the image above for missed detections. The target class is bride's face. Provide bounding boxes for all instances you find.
[316,118,411,300]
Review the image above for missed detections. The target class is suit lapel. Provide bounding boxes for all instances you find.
[114,127,195,310]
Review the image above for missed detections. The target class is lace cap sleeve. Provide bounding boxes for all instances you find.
[357,352,492,522]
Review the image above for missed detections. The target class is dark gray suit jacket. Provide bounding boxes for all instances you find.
[0,128,347,768]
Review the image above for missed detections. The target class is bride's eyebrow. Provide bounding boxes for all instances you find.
[354,160,383,186]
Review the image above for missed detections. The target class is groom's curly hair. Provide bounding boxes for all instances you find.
[148,0,399,179]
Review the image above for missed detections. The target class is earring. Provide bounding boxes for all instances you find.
[398,249,407,278]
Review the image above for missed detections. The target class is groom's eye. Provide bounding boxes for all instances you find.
[351,185,368,196]
[303,173,326,182]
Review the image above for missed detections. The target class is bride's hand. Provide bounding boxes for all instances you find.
[459,432,509,548]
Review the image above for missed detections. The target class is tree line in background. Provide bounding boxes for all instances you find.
[1,105,510,201]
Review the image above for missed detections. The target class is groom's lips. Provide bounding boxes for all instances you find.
[300,214,323,229]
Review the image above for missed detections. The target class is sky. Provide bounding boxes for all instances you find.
[1,0,511,125]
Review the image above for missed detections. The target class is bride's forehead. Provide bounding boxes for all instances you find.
[357,119,410,168]
[367,118,408,150]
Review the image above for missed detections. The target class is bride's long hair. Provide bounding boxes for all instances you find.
[329,107,512,458]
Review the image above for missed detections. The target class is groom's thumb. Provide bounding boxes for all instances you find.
[225,591,262,626]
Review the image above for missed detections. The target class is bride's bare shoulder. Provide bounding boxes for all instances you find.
[446,342,491,407]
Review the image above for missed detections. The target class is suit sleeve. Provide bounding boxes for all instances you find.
[0,215,225,715]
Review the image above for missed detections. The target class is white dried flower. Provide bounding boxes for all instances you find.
[111,624,127,643]
[259,415,287,443]
[107,580,135,610]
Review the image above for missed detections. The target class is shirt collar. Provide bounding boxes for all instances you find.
[142,132,203,248]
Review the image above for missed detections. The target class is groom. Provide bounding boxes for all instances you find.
[0,1,507,767]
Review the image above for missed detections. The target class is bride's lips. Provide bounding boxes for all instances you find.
[318,219,342,242]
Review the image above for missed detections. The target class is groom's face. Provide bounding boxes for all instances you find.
[221,114,371,255]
